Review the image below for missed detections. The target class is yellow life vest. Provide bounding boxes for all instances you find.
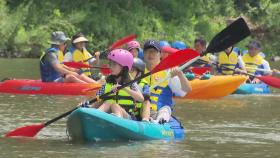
[72,48,92,76]
[128,72,149,117]
[103,83,137,115]
[201,53,211,63]
[218,51,238,75]
[57,50,64,62]
[135,78,149,109]
[144,68,169,111]
[242,53,263,74]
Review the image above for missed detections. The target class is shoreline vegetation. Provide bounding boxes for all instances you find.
[0,0,279,58]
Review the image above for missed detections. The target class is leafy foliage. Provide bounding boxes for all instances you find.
[0,0,279,58]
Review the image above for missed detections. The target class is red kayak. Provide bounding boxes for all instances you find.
[0,79,101,96]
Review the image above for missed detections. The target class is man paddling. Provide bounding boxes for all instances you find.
[143,40,191,123]
[216,46,247,75]
[40,31,98,83]
[242,40,271,83]
[193,38,214,67]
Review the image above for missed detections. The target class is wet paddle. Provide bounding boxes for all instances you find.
[83,34,137,62]
[199,59,280,89]
[63,62,111,75]
[5,48,200,138]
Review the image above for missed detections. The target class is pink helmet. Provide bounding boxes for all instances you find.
[107,49,134,70]
[127,40,140,51]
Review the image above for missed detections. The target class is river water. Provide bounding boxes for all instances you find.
[0,58,279,158]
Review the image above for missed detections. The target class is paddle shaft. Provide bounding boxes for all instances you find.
[198,59,256,77]
[83,49,107,63]
[44,71,152,127]
[246,67,280,75]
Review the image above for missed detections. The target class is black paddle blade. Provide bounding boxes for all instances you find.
[205,18,251,54]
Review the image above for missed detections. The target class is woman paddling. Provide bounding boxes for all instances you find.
[64,33,100,78]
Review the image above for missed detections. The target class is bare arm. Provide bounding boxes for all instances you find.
[52,63,78,76]
[123,85,144,102]
[171,68,192,93]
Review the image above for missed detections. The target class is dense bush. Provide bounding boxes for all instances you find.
[0,0,279,58]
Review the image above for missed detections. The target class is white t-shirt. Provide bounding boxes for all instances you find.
[168,76,187,97]
[237,56,246,68]
[262,59,271,75]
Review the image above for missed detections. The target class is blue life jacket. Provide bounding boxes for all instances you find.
[40,47,61,82]
[151,85,174,110]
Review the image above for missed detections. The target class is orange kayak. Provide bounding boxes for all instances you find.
[182,75,247,99]
[0,79,101,96]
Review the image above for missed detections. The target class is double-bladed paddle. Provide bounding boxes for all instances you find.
[245,67,280,75]
[150,17,251,89]
[5,48,200,138]
[63,62,111,75]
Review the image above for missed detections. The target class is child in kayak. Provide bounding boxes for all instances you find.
[143,40,191,123]
[92,49,144,119]
[129,58,151,121]
[126,40,141,58]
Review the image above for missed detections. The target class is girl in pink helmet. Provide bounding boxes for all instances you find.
[127,40,141,58]
[82,49,144,119]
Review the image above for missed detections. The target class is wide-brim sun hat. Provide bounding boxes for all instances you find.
[72,36,89,44]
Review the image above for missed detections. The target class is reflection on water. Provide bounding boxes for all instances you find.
[0,59,280,157]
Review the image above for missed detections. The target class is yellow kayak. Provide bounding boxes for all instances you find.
[182,75,247,99]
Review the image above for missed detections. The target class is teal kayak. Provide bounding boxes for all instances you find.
[66,108,184,142]
[233,83,270,94]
